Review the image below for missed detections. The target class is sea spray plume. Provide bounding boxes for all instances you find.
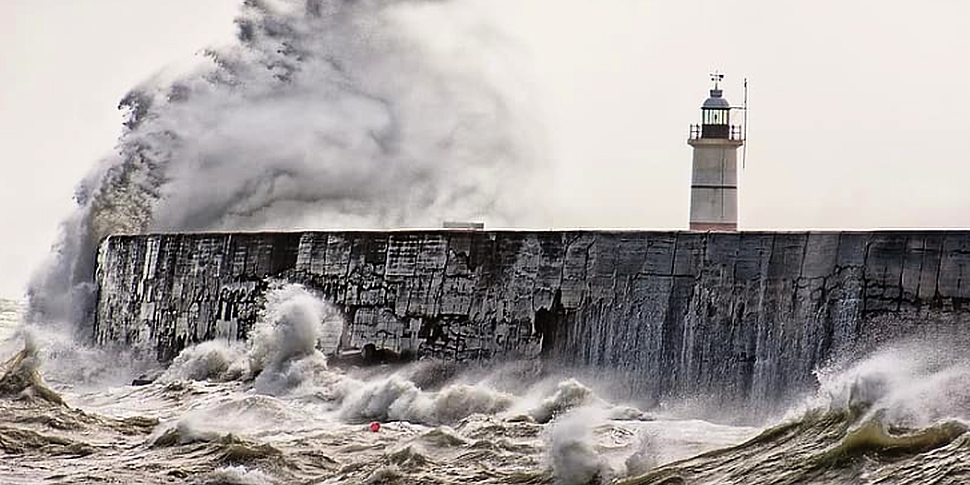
[251,284,343,393]
[249,284,344,368]
[3,323,160,390]
[0,335,64,405]
[336,373,645,426]
[528,378,600,423]
[161,284,342,395]
[338,373,515,424]
[615,343,970,485]
[27,0,542,328]
[548,408,612,485]
[622,432,658,477]
[504,376,650,423]
[161,340,250,382]
[805,340,970,427]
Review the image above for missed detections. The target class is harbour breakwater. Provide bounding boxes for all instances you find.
[94,230,970,408]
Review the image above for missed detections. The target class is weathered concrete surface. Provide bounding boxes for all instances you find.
[689,138,742,231]
[94,231,970,407]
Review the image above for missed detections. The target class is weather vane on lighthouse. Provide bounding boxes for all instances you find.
[710,71,724,88]
[687,73,746,232]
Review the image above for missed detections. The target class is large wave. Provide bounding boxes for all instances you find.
[26,0,543,329]
[618,342,970,485]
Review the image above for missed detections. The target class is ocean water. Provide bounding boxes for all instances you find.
[0,291,756,484]
[2,290,970,485]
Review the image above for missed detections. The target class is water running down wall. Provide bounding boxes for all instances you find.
[94,230,970,409]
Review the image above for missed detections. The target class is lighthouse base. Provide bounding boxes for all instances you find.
[690,222,737,232]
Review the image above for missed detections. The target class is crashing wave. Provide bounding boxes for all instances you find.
[27,0,541,329]
[548,408,613,485]
[618,344,970,485]
[339,374,515,425]
[527,378,601,424]
[0,340,65,406]
[160,284,338,395]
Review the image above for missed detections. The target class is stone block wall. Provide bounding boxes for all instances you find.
[94,230,970,408]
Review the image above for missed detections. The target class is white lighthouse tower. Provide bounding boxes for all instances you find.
[688,73,745,231]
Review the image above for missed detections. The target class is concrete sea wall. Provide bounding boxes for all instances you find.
[94,230,970,406]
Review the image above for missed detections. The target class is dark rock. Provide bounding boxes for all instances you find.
[131,375,154,386]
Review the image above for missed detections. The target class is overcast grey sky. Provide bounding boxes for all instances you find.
[2,0,970,298]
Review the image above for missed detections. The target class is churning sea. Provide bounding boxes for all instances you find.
[1,292,969,484]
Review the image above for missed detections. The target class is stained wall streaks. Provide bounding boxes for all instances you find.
[95,230,970,408]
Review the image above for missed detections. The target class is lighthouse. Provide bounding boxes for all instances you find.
[688,73,745,231]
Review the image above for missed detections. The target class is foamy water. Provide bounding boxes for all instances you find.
[0,290,761,484]
[4,290,970,484]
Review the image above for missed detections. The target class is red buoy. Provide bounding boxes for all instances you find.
[369,421,381,433]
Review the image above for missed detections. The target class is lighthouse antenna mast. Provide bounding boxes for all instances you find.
[742,77,748,169]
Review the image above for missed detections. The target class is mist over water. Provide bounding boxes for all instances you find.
[0,300,23,343]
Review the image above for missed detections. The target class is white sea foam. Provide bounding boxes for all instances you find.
[363,466,403,485]
[801,339,970,428]
[338,373,515,425]
[527,378,601,423]
[162,340,250,382]
[548,408,612,485]
[4,320,159,391]
[251,284,341,394]
[205,465,278,485]
[623,431,659,477]
[161,284,340,395]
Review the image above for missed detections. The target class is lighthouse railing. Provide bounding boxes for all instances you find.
[689,124,745,142]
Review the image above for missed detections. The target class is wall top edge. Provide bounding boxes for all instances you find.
[100,229,970,241]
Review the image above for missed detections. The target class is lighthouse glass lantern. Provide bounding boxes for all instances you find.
[701,89,731,138]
